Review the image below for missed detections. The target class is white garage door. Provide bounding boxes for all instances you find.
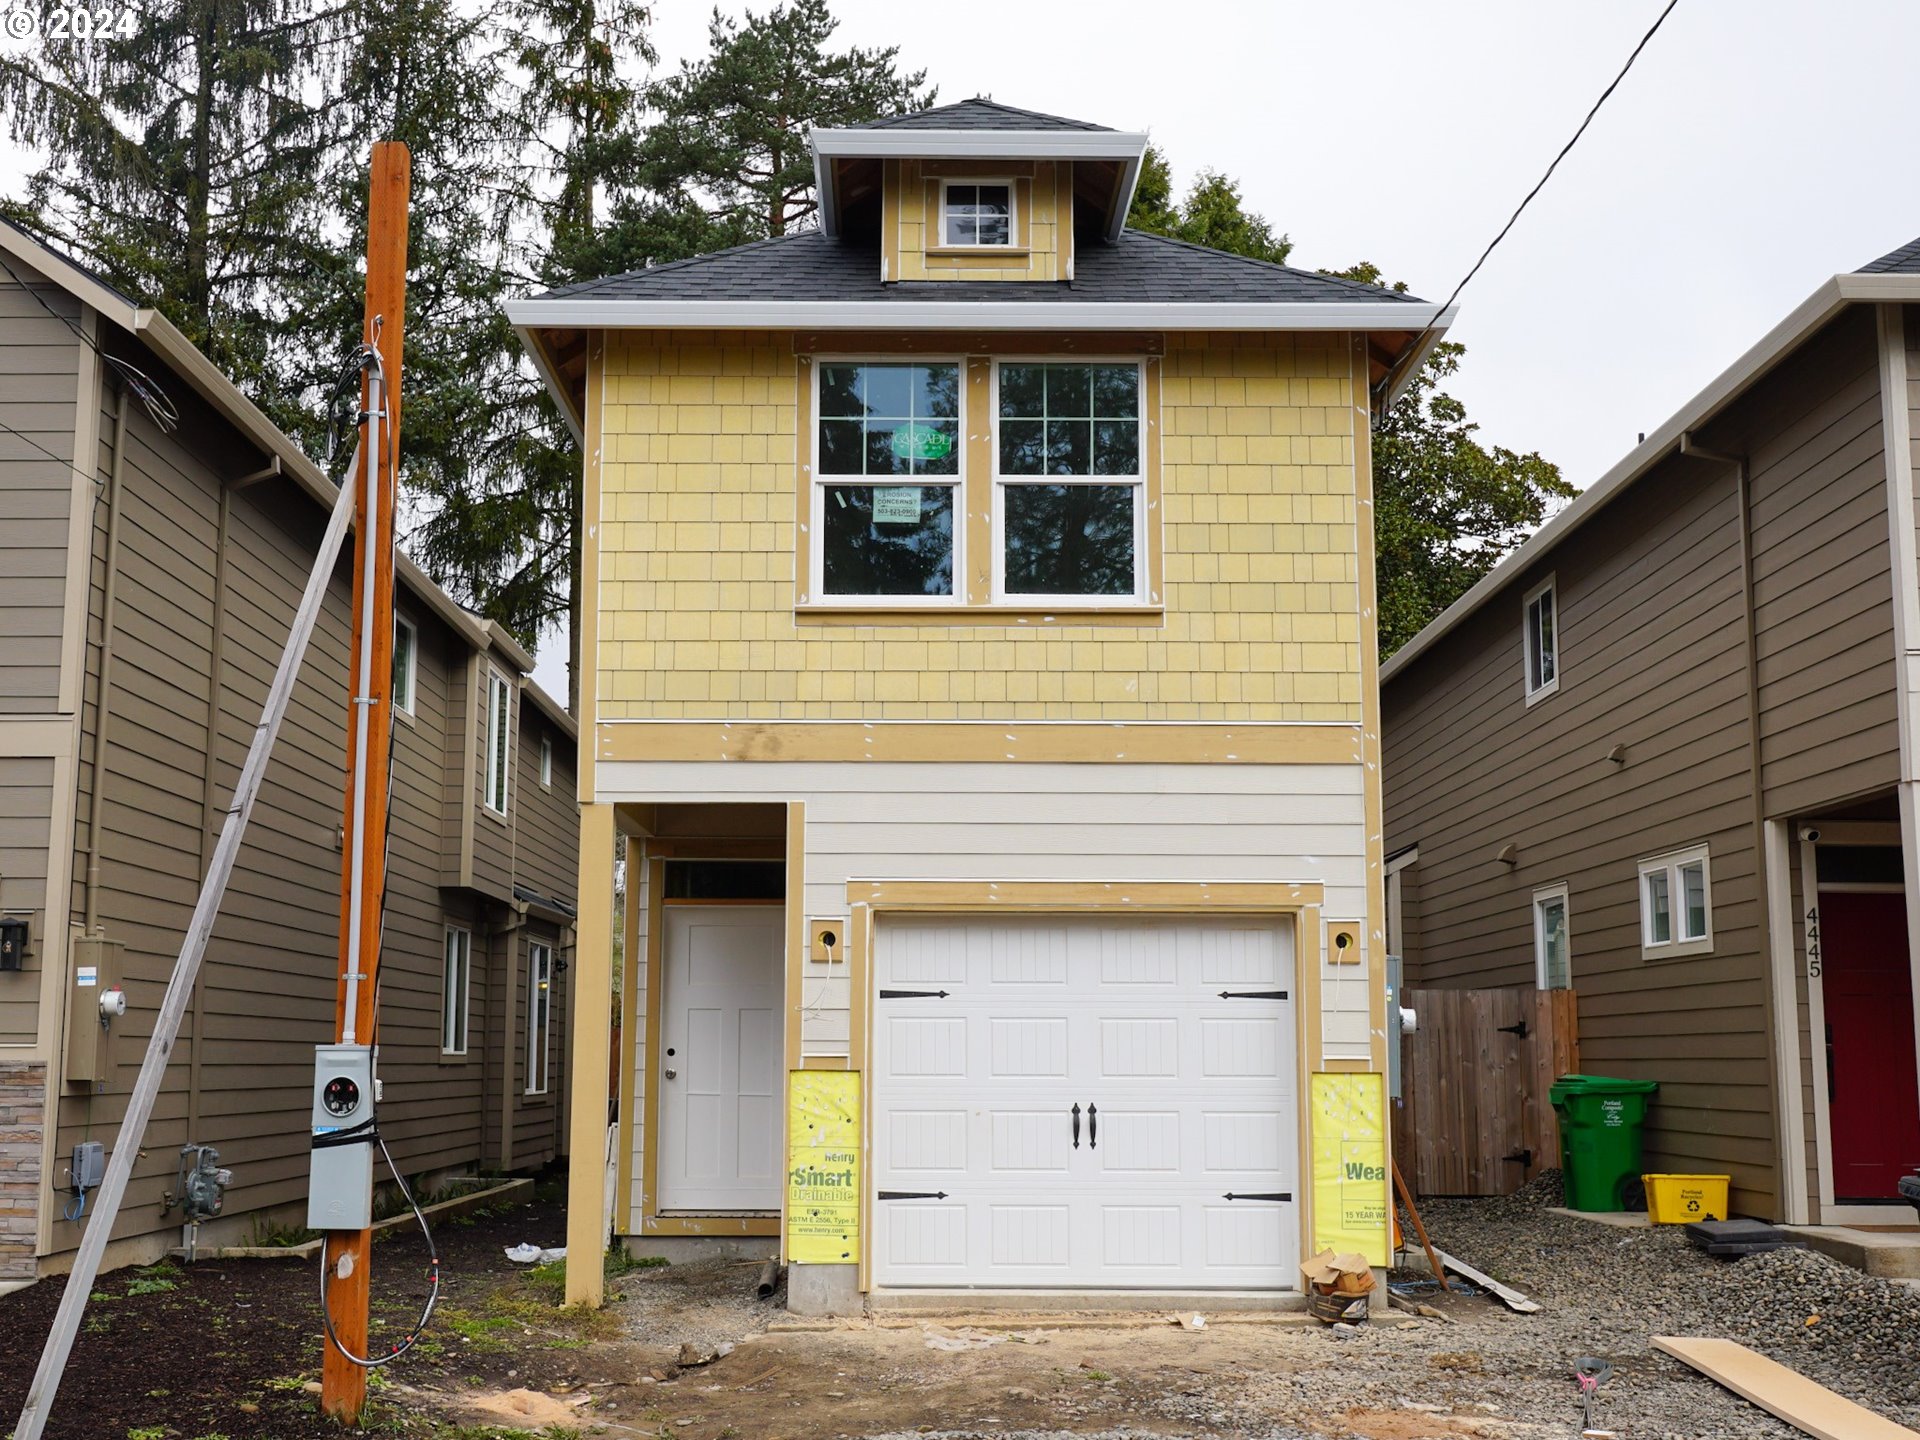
[872,914,1297,1290]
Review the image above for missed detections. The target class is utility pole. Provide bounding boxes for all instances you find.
[321,140,409,1425]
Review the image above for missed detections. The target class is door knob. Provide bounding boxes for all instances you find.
[664,1068,678,1079]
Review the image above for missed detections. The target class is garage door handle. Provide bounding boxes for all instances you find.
[1071,1103,1081,1149]
[1088,1104,1097,1150]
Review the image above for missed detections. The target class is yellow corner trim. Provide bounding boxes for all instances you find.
[845,879,1326,912]
[597,721,1362,767]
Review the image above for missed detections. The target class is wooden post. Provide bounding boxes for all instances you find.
[321,140,409,1425]
[565,803,616,1306]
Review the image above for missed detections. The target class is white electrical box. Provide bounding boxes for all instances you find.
[307,1044,375,1231]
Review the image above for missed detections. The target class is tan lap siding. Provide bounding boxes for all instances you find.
[0,759,56,1044]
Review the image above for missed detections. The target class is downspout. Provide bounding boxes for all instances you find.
[81,384,130,933]
[1680,431,1786,1219]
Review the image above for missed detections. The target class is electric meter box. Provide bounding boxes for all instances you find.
[64,931,124,1085]
[307,1043,375,1231]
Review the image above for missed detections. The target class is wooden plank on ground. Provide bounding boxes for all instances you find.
[1431,1247,1541,1314]
[1652,1336,1920,1440]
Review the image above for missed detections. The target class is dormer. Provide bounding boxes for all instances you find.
[810,98,1149,285]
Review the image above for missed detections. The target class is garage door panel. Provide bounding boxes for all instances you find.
[875,914,1298,1291]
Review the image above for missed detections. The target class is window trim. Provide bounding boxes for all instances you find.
[393,615,417,719]
[525,941,553,1096]
[1639,843,1713,958]
[807,355,967,609]
[441,925,471,1057]
[989,357,1150,608]
[1533,883,1571,991]
[482,667,513,818]
[539,733,553,790]
[937,177,1018,249]
[1523,574,1559,704]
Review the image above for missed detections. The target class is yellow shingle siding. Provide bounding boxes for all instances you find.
[595,329,1363,722]
[888,160,1071,283]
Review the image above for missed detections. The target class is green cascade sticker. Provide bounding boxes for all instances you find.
[888,423,953,461]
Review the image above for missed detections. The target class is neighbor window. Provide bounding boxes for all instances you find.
[1533,884,1571,991]
[1524,576,1558,701]
[526,942,553,1095]
[441,926,470,1055]
[941,181,1013,246]
[995,362,1144,601]
[1640,844,1712,956]
[539,734,553,789]
[815,362,960,600]
[483,668,512,815]
[393,616,416,717]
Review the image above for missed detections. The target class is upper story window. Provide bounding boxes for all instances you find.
[484,668,512,816]
[941,181,1013,246]
[1523,576,1558,703]
[816,362,960,601]
[1640,844,1712,958]
[393,616,417,717]
[995,362,1144,602]
[1534,884,1571,990]
[540,733,553,789]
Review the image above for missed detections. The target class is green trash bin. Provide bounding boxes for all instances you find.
[1549,1074,1660,1212]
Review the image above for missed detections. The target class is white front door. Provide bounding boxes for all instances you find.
[872,914,1298,1290]
[659,906,783,1211]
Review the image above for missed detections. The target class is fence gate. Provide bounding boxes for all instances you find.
[1396,988,1578,1197]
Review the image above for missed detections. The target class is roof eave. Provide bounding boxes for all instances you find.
[503,297,1451,332]
[522,676,579,740]
[810,127,1149,162]
[513,322,586,446]
[1380,271,1920,684]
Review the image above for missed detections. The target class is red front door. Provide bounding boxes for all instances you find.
[1821,889,1920,1201]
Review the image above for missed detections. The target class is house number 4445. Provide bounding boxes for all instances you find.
[1805,905,1821,979]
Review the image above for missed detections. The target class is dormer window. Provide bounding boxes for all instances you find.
[941,181,1013,247]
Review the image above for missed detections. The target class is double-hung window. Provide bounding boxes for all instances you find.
[483,668,512,816]
[941,182,1012,247]
[441,926,470,1055]
[1524,576,1558,702]
[526,942,553,1095]
[995,362,1144,602]
[815,362,961,601]
[1533,884,1571,990]
[1640,844,1712,957]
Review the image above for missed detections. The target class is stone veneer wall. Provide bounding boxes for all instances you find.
[0,1060,45,1279]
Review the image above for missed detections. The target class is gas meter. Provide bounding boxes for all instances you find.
[308,1044,375,1230]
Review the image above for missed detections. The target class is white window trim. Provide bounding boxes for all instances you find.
[441,925,470,1056]
[1639,843,1713,958]
[393,615,417,718]
[989,357,1150,608]
[1523,574,1559,704]
[1533,883,1571,991]
[539,733,553,789]
[807,355,966,608]
[525,941,553,1096]
[483,667,513,817]
[937,177,1018,249]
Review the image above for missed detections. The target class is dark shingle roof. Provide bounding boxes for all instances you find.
[1860,234,1920,274]
[544,228,1428,307]
[855,98,1112,132]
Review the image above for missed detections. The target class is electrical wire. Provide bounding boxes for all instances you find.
[1381,0,1682,400]
[318,1132,442,1368]
[0,252,179,432]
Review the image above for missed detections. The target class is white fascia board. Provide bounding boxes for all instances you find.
[810,127,1149,162]
[1380,271,1920,684]
[815,147,837,239]
[1106,152,1145,245]
[504,297,1453,333]
[513,322,586,446]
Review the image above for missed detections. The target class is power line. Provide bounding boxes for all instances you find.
[1386,0,1681,398]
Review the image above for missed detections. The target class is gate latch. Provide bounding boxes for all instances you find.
[1503,1149,1534,1167]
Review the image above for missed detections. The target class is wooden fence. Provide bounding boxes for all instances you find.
[1394,987,1579,1197]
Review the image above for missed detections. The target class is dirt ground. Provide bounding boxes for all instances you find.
[3,1178,1898,1440]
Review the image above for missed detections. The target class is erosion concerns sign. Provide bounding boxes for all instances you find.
[786,1069,861,1265]
[1310,1070,1390,1266]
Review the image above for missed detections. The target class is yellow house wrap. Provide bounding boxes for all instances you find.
[511,97,1451,1312]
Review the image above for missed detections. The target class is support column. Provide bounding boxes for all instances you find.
[564,801,615,1306]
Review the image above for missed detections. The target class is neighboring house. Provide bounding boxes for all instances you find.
[1381,238,1920,1226]
[510,98,1450,1311]
[0,220,579,1285]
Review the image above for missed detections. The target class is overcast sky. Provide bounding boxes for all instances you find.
[14,2,1918,701]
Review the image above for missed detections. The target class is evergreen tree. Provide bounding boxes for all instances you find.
[1126,145,1291,265]
[638,0,935,239]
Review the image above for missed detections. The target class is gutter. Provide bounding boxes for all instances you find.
[1381,272,1920,685]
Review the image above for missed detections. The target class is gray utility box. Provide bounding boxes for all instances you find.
[307,1044,375,1231]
